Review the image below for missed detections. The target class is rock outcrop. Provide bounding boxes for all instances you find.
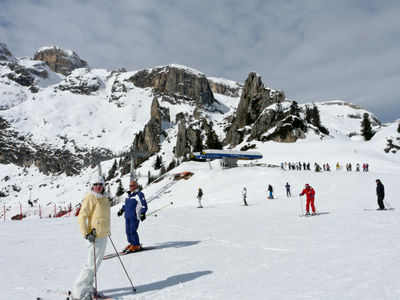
[128,65,216,107]
[208,78,242,97]
[174,121,191,158]
[56,69,103,95]
[34,45,87,76]
[225,72,285,146]
[0,116,83,175]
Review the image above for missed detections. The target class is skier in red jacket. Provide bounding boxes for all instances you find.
[300,184,316,215]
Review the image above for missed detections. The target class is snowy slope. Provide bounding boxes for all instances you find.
[1,154,400,299]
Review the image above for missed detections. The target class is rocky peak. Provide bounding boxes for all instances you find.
[33,45,87,76]
[128,64,216,107]
[225,72,286,146]
[0,43,16,62]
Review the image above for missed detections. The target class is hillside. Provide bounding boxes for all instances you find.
[1,155,400,299]
[0,42,399,214]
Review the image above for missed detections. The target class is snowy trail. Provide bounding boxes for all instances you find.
[1,163,400,299]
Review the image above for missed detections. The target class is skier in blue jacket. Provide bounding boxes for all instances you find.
[118,180,148,253]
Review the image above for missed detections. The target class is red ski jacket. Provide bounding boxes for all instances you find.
[300,187,315,200]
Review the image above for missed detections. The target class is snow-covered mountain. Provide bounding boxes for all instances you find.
[0,43,399,213]
[1,43,400,300]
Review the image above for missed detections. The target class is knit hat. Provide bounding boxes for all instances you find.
[91,175,105,185]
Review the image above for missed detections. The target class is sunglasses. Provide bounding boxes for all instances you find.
[93,183,103,186]
[129,185,136,187]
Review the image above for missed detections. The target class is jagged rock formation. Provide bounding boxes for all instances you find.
[174,120,192,158]
[34,45,87,76]
[225,72,286,146]
[128,65,216,107]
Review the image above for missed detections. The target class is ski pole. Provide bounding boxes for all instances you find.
[147,202,173,217]
[384,199,392,209]
[92,229,98,300]
[108,235,136,293]
[299,195,304,216]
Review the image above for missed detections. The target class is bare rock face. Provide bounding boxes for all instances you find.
[208,79,242,97]
[129,65,215,107]
[225,72,285,146]
[34,45,87,76]
[0,116,83,175]
[174,121,191,158]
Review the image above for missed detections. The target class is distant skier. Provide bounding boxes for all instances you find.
[376,179,385,210]
[197,188,203,208]
[242,187,248,206]
[268,184,274,199]
[299,184,316,215]
[71,175,110,300]
[117,180,148,253]
[28,199,33,207]
[285,182,291,197]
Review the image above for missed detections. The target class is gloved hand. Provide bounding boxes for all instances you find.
[117,208,124,217]
[299,193,302,196]
[86,229,96,243]
[140,213,146,221]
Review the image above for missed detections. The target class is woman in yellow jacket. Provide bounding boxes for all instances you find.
[71,175,110,300]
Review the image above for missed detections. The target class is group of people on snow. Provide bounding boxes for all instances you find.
[70,173,386,300]
[280,161,370,172]
[71,176,148,300]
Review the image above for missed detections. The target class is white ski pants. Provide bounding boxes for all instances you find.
[71,237,107,300]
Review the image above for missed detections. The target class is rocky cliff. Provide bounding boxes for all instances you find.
[128,65,216,107]
[34,45,87,76]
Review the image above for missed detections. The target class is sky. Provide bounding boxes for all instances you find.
[0,0,399,123]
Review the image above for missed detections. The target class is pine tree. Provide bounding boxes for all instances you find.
[289,101,301,116]
[116,181,125,197]
[361,113,373,141]
[275,100,283,119]
[167,159,176,172]
[311,105,321,127]
[397,122,400,133]
[154,155,163,170]
[305,105,312,123]
[193,134,203,152]
[205,130,223,149]
[147,171,156,184]
[106,159,118,181]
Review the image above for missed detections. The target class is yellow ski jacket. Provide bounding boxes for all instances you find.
[78,190,111,238]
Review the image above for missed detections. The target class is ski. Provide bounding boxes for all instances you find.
[364,208,395,211]
[38,291,115,300]
[37,290,71,300]
[299,212,330,217]
[103,246,156,260]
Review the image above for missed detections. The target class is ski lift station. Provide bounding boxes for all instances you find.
[190,149,263,168]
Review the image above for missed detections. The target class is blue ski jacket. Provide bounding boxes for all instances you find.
[122,190,148,220]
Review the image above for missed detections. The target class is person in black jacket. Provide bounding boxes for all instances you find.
[197,188,203,208]
[376,179,385,210]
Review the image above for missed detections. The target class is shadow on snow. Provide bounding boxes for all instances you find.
[103,270,213,297]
